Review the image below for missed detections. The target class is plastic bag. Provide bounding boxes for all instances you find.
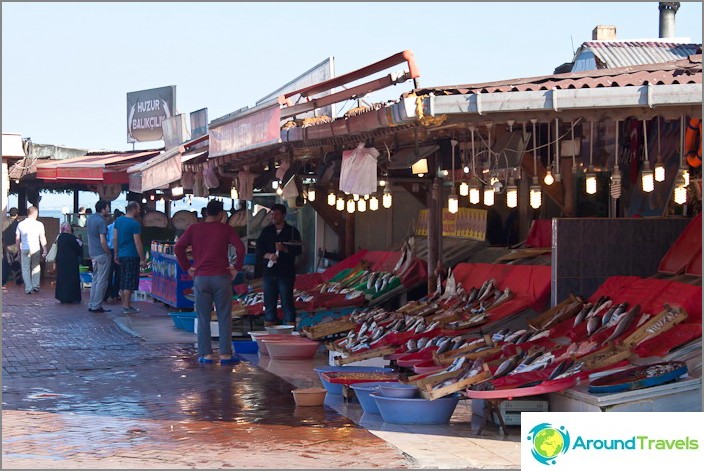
[203,167,220,189]
[339,143,379,196]
[45,236,59,263]
[193,172,208,197]
[181,171,195,190]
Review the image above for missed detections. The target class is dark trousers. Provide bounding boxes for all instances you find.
[3,251,22,285]
[104,248,121,300]
[263,275,296,324]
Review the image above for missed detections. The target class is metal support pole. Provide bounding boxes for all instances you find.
[427,177,441,293]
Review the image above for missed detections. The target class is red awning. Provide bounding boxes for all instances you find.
[36,150,160,184]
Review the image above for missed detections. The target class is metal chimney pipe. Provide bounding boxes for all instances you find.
[659,2,680,38]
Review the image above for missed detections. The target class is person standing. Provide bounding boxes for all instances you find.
[175,200,245,365]
[113,201,146,314]
[87,200,112,313]
[54,222,83,304]
[104,208,123,303]
[255,204,302,328]
[15,206,47,294]
[2,207,23,286]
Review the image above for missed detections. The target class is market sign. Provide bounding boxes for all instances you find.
[416,208,487,241]
[127,85,176,143]
[208,101,282,158]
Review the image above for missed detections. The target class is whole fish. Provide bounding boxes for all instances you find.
[548,358,574,380]
[503,329,527,344]
[424,321,440,333]
[414,322,426,334]
[367,272,378,290]
[436,338,453,355]
[588,299,613,319]
[527,329,551,342]
[602,304,640,344]
[405,339,418,352]
[586,316,601,336]
[493,352,525,379]
[465,287,479,305]
[552,361,584,380]
[492,328,510,343]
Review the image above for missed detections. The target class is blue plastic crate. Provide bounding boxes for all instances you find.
[169,312,196,332]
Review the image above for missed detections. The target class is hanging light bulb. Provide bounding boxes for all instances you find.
[585,167,597,195]
[230,187,239,200]
[276,186,283,196]
[307,186,316,202]
[346,198,355,213]
[641,161,654,192]
[336,196,345,211]
[483,187,495,206]
[149,194,155,201]
[544,167,555,185]
[327,188,336,206]
[683,168,690,187]
[271,180,279,189]
[142,198,147,204]
[448,189,459,214]
[378,179,386,187]
[611,166,622,199]
[529,176,542,209]
[468,179,480,205]
[353,194,359,201]
[463,165,470,173]
[459,181,469,196]
[654,117,665,182]
[369,195,379,211]
[674,172,687,205]
[506,178,518,208]
[364,194,369,200]
[382,186,392,208]
[357,198,366,212]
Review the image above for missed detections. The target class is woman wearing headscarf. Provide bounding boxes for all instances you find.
[55,222,83,304]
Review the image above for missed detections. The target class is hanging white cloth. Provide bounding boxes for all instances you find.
[339,142,379,196]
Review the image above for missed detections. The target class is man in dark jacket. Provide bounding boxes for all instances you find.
[255,204,302,327]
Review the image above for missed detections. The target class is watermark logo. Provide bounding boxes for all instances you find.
[527,422,571,465]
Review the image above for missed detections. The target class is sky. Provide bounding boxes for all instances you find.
[2,2,702,211]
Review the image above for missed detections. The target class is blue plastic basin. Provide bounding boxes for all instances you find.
[349,381,392,415]
[379,382,419,398]
[315,366,394,394]
[233,340,259,354]
[371,392,461,425]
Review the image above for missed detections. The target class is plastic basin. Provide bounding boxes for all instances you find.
[350,382,391,415]
[291,387,327,406]
[379,382,419,398]
[265,325,296,334]
[315,366,395,395]
[371,392,461,425]
[262,339,320,359]
[254,334,304,355]
[413,361,445,375]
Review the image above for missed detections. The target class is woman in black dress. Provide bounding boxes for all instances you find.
[55,222,83,304]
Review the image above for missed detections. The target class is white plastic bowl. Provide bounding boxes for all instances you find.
[265,325,296,334]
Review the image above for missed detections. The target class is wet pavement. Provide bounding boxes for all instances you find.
[1,283,412,468]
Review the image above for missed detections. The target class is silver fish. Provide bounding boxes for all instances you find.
[414,322,426,334]
[417,337,429,349]
[503,329,527,344]
[493,353,524,379]
[548,358,573,380]
[424,321,440,333]
[588,299,613,319]
[586,316,601,336]
[527,330,551,342]
[436,338,452,355]
[366,272,378,290]
[602,304,640,344]
[405,339,418,352]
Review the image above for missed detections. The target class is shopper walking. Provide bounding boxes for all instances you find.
[54,222,83,304]
[87,200,112,313]
[103,209,123,303]
[2,207,23,286]
[113,201,146,314]
[15,206,47,294]
[175,200,245,364]
[255,204,302,328]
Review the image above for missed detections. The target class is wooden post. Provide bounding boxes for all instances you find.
[427,177,441,293]
[344,212,355,258]
[561,157,576,217]
[18,188,28,215]
[73,190,79,214]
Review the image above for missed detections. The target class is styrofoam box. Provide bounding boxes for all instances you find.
[194,321,238,338]
[472,398,549,426]
[328,350,390,368]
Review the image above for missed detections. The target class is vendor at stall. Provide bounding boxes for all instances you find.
[255,204,302,328]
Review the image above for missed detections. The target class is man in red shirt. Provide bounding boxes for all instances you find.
[175,200,245,365]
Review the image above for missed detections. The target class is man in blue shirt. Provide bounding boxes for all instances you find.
[87,200,112,312]
[113,201,146,314]
[103,209,123,303]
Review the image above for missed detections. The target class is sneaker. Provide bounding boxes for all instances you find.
[88,307,111,313]
[32,287,39,292]
[122,307,140,314]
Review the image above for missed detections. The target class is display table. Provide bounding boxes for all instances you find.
[150,252,194,309]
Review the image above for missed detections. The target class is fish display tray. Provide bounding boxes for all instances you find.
[421,369,491,401]
[527,295,582,331]
[320,371,400,385]
[580,344,633,370]
[621,305,688,348]
[588,361,688,394]
[302,317,356,340]
[435,345,502,366]
[333,346,396,365]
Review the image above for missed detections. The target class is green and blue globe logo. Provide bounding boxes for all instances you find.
[527,423,571,465]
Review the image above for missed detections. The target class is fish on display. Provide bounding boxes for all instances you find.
[552,361,584,380]
[602,304,640,344]
[492,328,510,343]
[588,299,613,319]
[492,353,523,379]
[503,329,527,344]
[572,304,592,328]
[527,330,551,342]
[366,272,378,291]
[586,316,601,336]
[405,339,418,352]
[465,287,479,306]
[548,358,574,380]
[436,338,453,355]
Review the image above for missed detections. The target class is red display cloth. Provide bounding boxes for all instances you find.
[451,263,552,324]
[685,247,702,276]
[294,273,324,291]
[525,219,552,248]
[658,213,702,275]
[321,249,369,281]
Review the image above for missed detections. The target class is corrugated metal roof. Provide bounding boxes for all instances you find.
[577,41,700,69]
[410,55,702,96]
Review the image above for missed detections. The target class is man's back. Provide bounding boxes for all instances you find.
[86,214,107,258]
[114,216,141,258]
[175,221,244,277]
[16,219,44,252]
